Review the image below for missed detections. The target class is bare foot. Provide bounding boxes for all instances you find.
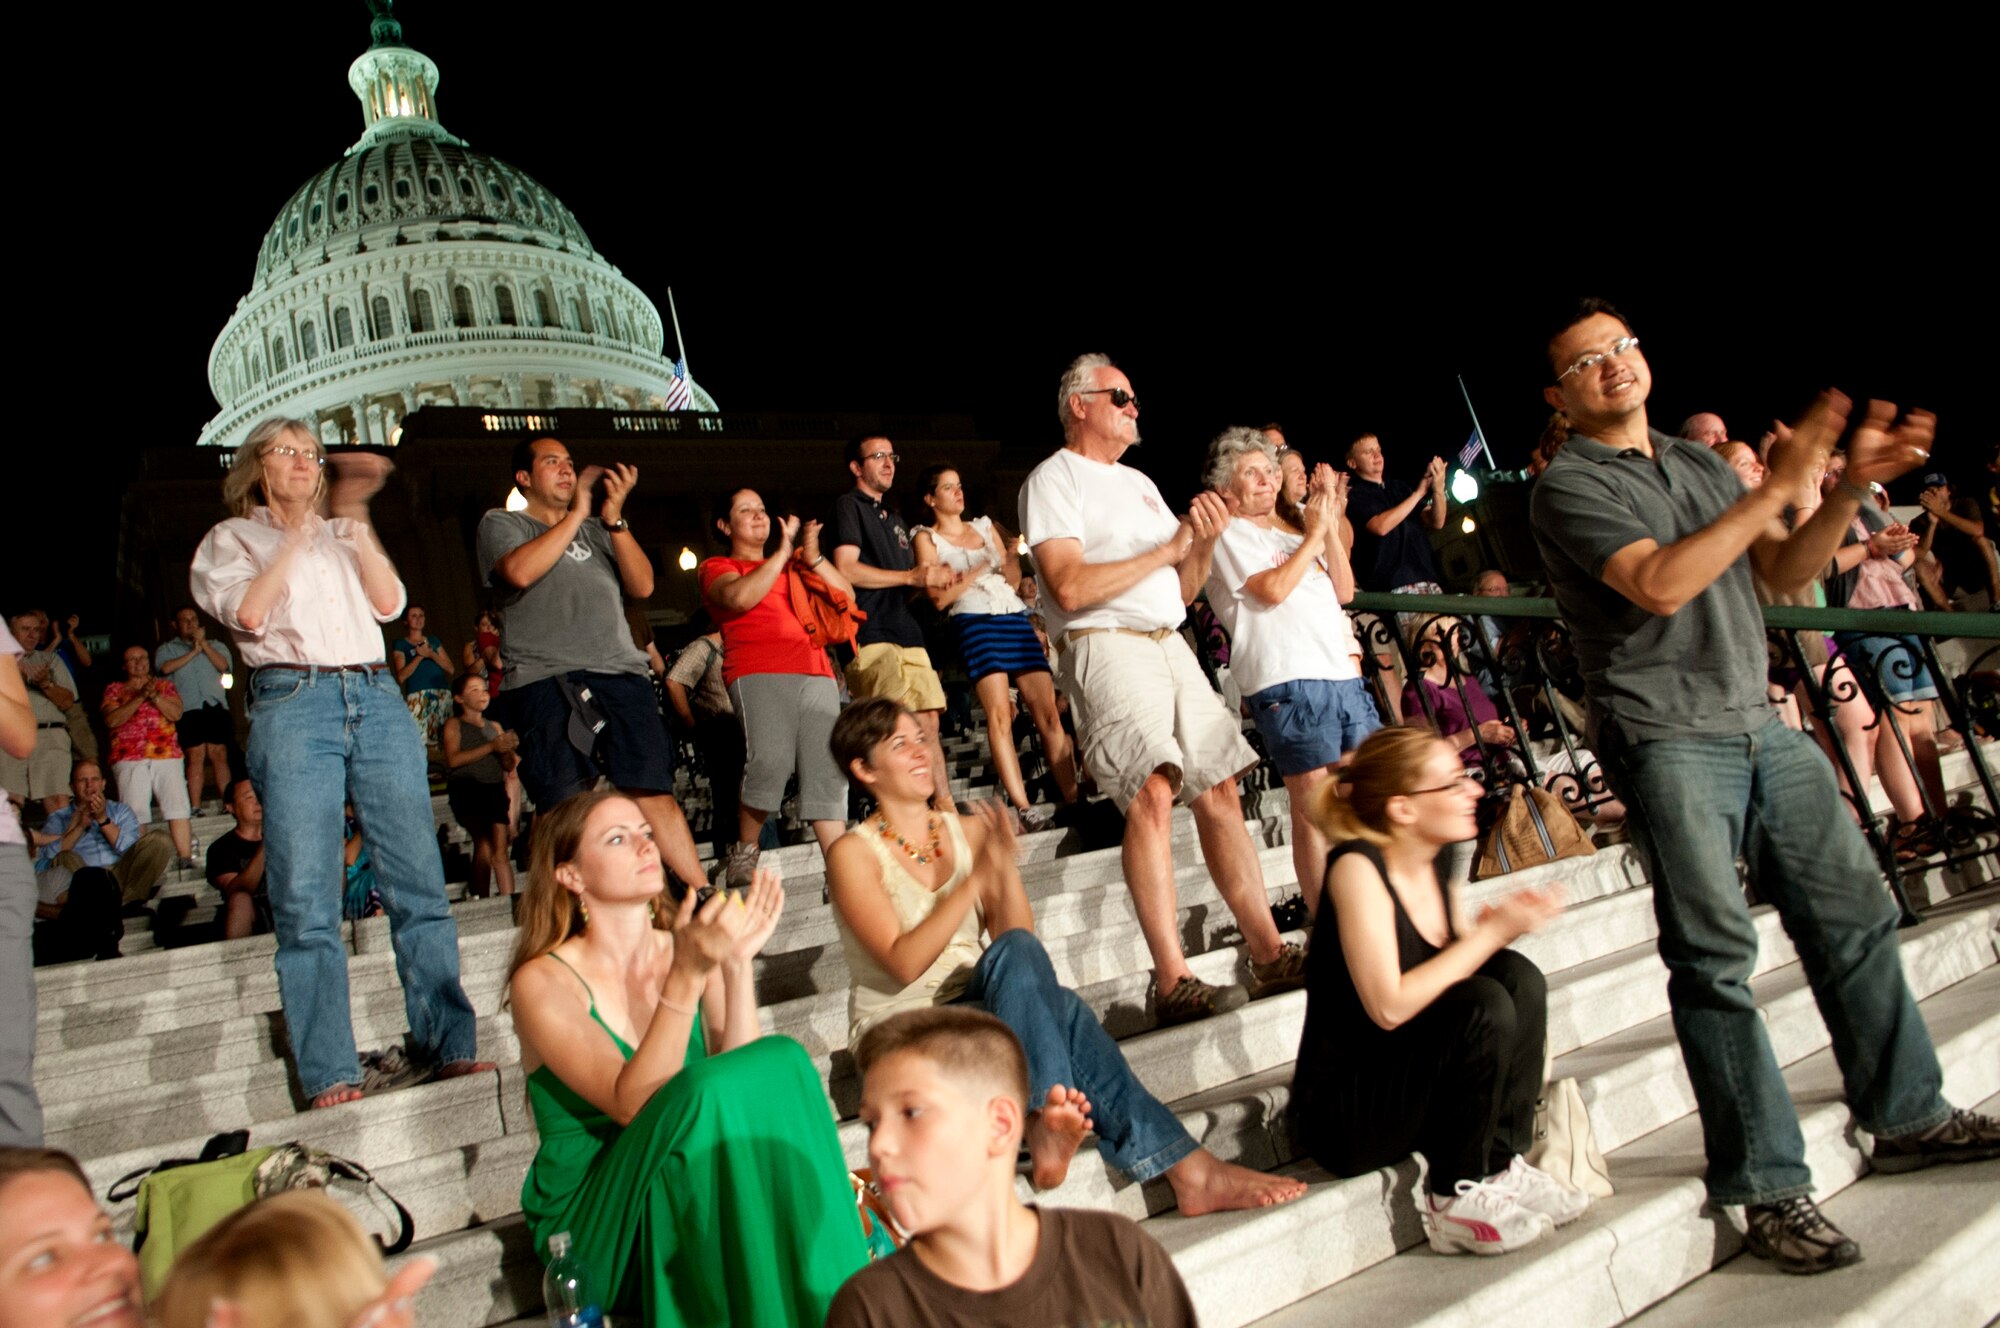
[1025,1085,1094,1190]
[1166,1148,1307,1216]
[310,1083,363,1109]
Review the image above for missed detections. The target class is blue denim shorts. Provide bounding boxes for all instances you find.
[1248,677,1382,777]
[1831,628,1939,704]
[497,670,676,805]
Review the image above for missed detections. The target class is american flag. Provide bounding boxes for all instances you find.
[665,358,693,411]
[1457,428,1486,471]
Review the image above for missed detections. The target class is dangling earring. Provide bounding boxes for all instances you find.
[577,897,590,927]
[647,897,659,924]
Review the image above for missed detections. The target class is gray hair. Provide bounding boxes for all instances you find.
[224,416,323,517]
[1203,426,1276,495]
[1056,353,1114,432]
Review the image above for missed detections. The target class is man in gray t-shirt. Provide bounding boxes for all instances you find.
[476,435,705,893]
[1530,298,1988,1275]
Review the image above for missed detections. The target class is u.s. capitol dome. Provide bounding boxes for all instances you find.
[196,2,712,452]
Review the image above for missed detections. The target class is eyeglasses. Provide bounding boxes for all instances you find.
[262,445,326,466]
[862,451,901,464]
[1407,771,1482,796]
[1079,388,1140,411]
[1558,336,1641,382]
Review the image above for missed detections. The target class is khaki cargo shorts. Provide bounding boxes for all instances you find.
[1057,629,1258,813]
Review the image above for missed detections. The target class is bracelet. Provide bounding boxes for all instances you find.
[659,995,700,1018]
[809,554,825,568]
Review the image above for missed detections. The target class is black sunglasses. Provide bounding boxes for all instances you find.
[1079,387,1140,410]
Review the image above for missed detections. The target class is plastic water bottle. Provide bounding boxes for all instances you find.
[542,1231,605,1327]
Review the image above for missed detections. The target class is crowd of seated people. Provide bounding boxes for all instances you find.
[4,329,1997,1323]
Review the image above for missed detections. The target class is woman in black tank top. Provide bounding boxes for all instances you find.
[1288,726,1588,1256]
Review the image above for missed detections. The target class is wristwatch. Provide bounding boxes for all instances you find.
[604,518,630,534]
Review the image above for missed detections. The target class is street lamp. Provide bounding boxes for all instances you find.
[678,547,698,571]
[1451,469,1480,504]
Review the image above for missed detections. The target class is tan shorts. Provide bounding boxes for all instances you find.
[1057,630,1258,813]
[0,727,73,801]
[845,643,947,713]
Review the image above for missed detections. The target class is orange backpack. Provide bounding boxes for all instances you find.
[786,553,868,648]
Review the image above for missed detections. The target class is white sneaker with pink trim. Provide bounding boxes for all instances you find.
[1415,1155,1554,1256]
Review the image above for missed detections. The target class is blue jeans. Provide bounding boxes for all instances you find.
[247,667,479,1098]
[1597,715,1948,1205]
[958,930,1197,1182]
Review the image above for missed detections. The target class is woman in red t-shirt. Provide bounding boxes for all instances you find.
[701,488,859,886]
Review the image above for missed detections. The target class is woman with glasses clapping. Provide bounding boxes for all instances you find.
[1288,725,1584,1258]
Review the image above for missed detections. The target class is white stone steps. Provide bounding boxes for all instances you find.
[177,886,1998,1328]
[1242,963,2000,1328]
[1624,1088,2000,1328]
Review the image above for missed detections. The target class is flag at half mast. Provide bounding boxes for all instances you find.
[665,358,693,411]
[1457,429,1485,471]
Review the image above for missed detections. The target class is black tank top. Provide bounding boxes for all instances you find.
[1296,841,1458,1052]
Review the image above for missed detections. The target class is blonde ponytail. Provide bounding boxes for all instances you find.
[1311,725,1447,847]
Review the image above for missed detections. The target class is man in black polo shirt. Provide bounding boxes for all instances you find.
[1530,298,1995,1275]
[205,777,271,941]
[830,435,956,814]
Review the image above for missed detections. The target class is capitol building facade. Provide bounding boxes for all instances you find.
[195,5,712,453]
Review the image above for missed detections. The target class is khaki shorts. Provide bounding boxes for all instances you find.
[0,727,73,801]
[1057,630,1258,813]
[845,643,947,713]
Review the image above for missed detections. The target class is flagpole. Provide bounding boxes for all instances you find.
[667,287,688,376]
[1456,374,1499,469]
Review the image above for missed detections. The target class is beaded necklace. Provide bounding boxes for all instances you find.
[875,813,942,865]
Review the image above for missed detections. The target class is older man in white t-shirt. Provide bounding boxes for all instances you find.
[1019,353,1305,1026]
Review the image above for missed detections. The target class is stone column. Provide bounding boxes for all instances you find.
[351,398,373,447]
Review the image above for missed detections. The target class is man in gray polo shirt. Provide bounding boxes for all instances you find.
[1530,299,1995,1275]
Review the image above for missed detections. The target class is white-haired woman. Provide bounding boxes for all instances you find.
[1204,426,1378,916]
[192,417,489,1109]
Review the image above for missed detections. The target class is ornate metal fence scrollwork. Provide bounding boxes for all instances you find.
[1351,592,2000,921]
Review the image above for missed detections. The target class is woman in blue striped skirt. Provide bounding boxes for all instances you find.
[914,465,1079,828]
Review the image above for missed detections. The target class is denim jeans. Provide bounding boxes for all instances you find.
[957,929,1197,1182]
[246,667,479,1098]
[1597,715,1948,1205]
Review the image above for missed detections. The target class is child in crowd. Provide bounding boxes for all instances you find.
[442,672,519,897]
[826,697,1304,1213]
[1288,725,1587,1256]
[827,1007,1198,1327]
[153,1190,434,1328]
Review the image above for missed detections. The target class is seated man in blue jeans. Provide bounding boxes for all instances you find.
[825,697,1307,1216]
[477,435,705,895]
[1531,297,1998,1275]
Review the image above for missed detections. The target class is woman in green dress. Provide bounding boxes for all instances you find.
[507,789,868,1326]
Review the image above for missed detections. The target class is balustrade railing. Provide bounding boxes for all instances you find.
[1342,592,2000,925]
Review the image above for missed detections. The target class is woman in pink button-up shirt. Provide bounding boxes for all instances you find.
[192,417,489,1110]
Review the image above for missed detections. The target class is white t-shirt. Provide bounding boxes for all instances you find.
[1018,448,1185,639]
[1207,517,1361,696]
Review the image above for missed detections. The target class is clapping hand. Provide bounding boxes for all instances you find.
[730,866,786,961]
[972,798,1020,871]
[1186,491,1230,548]
[598,463,639,526]
[779,514,803,549]
[1426,456,1448,489]
[1919,489,1951,519]
[1845,399,1936,489]
[327,451,393,515]
[1476,883,1564,940]
[800,518,824,563]
[1867,523,1919,558]
[675,880,751,975]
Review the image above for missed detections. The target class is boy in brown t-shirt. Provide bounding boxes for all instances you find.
[827,1007,1199,1328]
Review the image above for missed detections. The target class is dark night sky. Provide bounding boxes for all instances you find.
[25,6,1986,618]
